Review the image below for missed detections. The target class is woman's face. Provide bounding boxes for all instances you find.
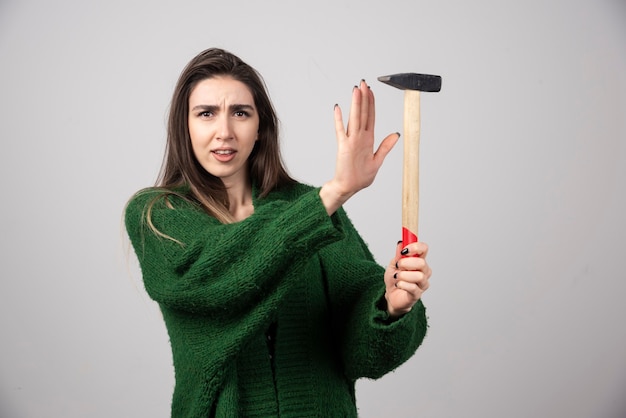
[188,76,260,187]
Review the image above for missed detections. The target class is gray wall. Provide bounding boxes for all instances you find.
[1,0,625,417]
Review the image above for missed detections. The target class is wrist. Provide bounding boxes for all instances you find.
[387,307,407,319]
[385,294,411,319]
[377,293,408,324]
[319,180,354,215]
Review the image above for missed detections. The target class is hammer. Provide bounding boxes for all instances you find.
[377,73,441,252]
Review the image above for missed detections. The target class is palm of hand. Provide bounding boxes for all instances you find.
[332,80,399,196]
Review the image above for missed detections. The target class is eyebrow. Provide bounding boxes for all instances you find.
[190,104,256,112]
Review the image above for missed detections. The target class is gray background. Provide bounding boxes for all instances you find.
[1,0,625,417]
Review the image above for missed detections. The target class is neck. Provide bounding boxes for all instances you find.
[224,179,254,222]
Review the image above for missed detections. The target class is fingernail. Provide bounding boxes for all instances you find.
[393,273,398,279]
[395,261,399,269]
[396,132,401,138]
[400,248,409,256]
[397,240,403,245]
[334,103,338,109]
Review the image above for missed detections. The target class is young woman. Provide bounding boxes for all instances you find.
[125,48,432,417]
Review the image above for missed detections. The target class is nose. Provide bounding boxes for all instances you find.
[215,114,234,141]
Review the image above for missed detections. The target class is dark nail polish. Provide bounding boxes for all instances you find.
[401,248,409,256]
[395,261,399,269]
[396,132,401,138]
[334,103,338,109]
[397,240,403,245]
[393,273,398,279]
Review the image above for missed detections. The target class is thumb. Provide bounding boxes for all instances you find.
[389,240,403,269]
[374,132,400,166]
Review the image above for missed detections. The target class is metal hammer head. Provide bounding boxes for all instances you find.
[377,73,442,92]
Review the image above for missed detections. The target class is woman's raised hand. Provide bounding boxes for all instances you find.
[320,80,400,215]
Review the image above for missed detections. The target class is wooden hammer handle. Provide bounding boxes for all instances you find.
[402,90,420,249]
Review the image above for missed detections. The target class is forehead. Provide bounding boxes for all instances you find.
[189,76,254,105]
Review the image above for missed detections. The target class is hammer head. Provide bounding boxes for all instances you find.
[377,73,442,92]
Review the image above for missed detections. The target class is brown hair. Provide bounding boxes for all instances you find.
[156,47,295,223]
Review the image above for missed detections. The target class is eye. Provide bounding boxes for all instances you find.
[198,111,213,118]
[234,110,250,118]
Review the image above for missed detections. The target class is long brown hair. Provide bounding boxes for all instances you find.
[156,48,295,223]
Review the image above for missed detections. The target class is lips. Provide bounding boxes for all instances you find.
[211,148,237,162]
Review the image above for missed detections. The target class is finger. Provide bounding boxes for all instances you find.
[365,82,375,132]
[348,85,361,135]
[394,280,422,296]
[397,257,427,274]
[399,259,432,284]
[415,242,429,258]
[402,241,429,258]
[373,132,400,166]
[418,277,430,291]
[395,240,403,257]
[359,80,369,131]
[334,104,346,140]
[412,270,430,290]
[395,265,427,281]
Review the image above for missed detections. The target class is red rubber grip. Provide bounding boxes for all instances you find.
[402,227,418,257]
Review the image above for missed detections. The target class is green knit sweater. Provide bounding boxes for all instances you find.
[125,182,427,417]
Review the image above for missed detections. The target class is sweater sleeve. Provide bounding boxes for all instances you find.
[318,208,428,380]
[124,187,344,317]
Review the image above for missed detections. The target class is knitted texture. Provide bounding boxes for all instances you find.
[125,182,428,417]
